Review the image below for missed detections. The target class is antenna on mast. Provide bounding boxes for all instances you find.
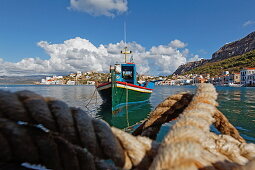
[124,21,127,63]
[121,21,132,63]
[124,21,127,46]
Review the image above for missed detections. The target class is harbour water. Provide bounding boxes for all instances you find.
[0,85,254,143]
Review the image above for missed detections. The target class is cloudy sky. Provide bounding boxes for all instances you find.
[0,0,255,76]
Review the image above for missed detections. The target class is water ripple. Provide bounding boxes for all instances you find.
[1,85,255,143]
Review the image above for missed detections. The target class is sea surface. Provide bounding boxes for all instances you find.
[0,85,254,143]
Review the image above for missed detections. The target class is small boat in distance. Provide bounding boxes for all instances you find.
[96,46,155,111]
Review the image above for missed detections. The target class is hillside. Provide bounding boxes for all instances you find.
[212,31,255,61]
[173,31,255,75]
[0,75,45,85]
[185,50,255,76]
[173,59,208,75]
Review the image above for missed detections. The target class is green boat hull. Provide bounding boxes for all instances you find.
[97,82,152,110]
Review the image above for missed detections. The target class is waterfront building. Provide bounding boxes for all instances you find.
[41,75,64,85]
[77,71,82,78]
[41,77,56,85]
[231,73,241,84]
[45,77,52,81]
[240,68,255,86]
[209,76,222,85]
[156,80,176,85]
[69,73,76,77]
[55,80,64,85]
[87,81,95,85]
[222,75,229,85]
[85,76,91,79]
[247,74,255,86]
[56,76,63,79]
[208,77,214,84]
[216,76,223,85]
[66,80,76,85]
[41,79,46,84]
[193,75,206,84]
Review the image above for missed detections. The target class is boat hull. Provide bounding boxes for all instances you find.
[97,81,153,110]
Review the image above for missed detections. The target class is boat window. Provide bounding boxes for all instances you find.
[122,66,134,83]
[123,71,133,78]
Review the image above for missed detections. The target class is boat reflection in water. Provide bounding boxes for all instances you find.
[96,101,153,129]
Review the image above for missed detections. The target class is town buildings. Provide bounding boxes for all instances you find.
[41,75,64,85]
[240,68,255,86]
[157,69,253,86]
[38,68,255,87]
[39,71,108,85]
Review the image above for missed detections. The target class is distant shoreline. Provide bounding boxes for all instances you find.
[0,84,95,86]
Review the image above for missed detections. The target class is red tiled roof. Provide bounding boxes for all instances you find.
[244,68,255,70]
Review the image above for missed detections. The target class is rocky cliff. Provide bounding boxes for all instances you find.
[173,31,255,75]
[212,31,255,61]
[173,59,208,75]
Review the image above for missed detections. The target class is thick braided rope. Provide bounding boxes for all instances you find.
[0,85,254,170]
[132,92,193,139]
[0,118,97,170]
[149,83,255,170]
[133,91,245,143]
[0,90,157,169]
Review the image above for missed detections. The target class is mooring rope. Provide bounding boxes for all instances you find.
[149,83,255,170]
[133,91,245,143]
[0,84,254,170]
[125,82,130,127]
[84,88,97,108]
[0,90,156,169]
[132,92,194,139]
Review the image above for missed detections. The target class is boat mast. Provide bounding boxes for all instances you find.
[121,47,132,63]
[124,22,127,63]
[121,22,132,63]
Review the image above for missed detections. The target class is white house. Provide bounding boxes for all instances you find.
[56,76,63,79]
[77,71,82,78]
[240,68,255,86]
[41,79,46,84]
[69,73,76,77]
[45,77,52,81]
[156,80,175,85]
[66,80,76,85]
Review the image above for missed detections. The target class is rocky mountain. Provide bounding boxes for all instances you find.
[173,59,208,75]
[184,50,255,76]
[173,31,255,75]
[212,31,255,61]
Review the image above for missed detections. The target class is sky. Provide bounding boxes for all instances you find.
[0,0,255,76]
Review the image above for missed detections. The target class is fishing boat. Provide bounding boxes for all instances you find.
[96,47,155,111]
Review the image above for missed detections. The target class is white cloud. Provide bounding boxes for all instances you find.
[188,55,203,62]
[169,39,187,48]
[243,20,255,27]
[69,0,128,17]
[0,37,196,76]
